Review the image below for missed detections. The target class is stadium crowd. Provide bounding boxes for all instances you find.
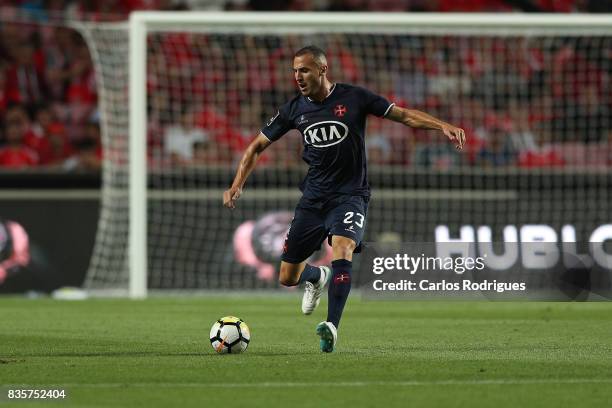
[0,0,609,170]
[147,33,611,169]
[0,11,101,170]
[2,0,610,16]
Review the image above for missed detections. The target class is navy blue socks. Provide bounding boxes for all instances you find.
[297,263,322,285]
[327,259,352,329]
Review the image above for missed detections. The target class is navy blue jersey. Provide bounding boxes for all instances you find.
[261,83,393,199]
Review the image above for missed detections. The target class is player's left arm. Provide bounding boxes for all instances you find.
[385,105,466,150]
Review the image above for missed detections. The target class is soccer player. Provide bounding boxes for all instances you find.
[223,45,465,352]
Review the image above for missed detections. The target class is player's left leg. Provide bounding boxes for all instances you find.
[327,235,356,324]
[316,235,356,353]
[316,195,368,352]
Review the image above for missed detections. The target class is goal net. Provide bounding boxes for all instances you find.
[76,13,612,297]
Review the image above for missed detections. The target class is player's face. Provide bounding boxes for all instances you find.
[293,54,326,97]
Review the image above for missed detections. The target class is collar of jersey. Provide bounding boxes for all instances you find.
[306,83,336,103]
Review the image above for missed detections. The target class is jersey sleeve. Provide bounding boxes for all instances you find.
[261,104,293,142]
[359,87,394,118]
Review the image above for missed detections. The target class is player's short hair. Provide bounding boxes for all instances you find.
[294,45,327,66]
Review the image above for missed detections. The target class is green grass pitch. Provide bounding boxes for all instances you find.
[1,295,612,407]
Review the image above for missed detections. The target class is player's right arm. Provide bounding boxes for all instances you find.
[223,133,272,209]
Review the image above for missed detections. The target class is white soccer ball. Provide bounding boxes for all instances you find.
[209,316,251,354]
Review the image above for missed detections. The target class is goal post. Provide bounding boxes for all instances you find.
[129,13,147,299]
[77,12,612,298]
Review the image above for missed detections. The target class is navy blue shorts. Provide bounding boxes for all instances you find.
[281,194,369,264]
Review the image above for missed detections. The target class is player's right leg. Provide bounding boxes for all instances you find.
[279,260,330,314]
[278,261,306,286]
[278,202,330,314]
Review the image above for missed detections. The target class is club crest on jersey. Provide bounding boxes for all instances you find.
[303,121,349,148]
[334,104,347,117]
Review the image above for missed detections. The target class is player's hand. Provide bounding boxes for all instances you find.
[441,124,466,150]
[223,186,242,209]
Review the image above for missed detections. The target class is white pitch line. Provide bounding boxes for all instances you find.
[4,378,612,388]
